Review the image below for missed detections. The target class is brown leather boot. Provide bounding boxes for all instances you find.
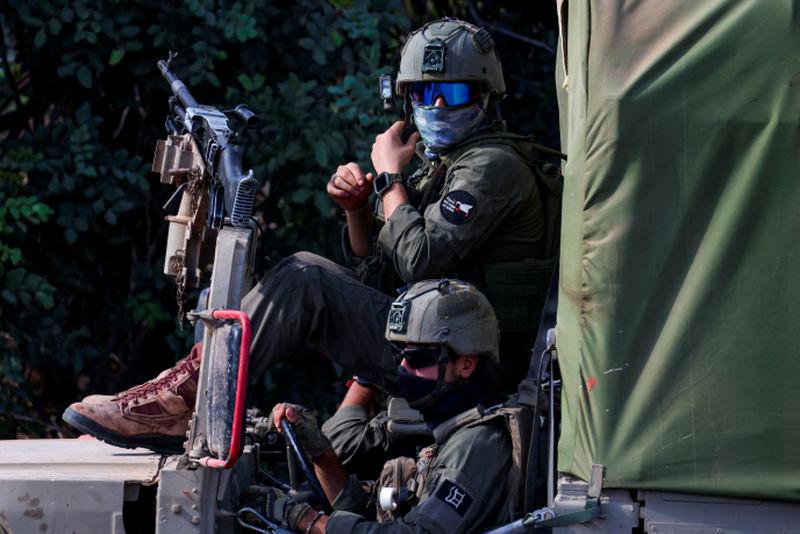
[62,344,202,455]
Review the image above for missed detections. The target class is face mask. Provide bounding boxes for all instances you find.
[396,365,488,429]
[396,365,439,406]
[419,379,486,429]
[412,101,489,157]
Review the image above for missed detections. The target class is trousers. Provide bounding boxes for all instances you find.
[240,251,399,395]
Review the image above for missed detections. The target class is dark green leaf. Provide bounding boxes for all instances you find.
[125,40,144,52]
[48,18,62,34]
[35,291,54,309]
[76,66,92,88]
[330,29,343,47]
[109,49,125,66]
[313,141,329,167]
[289,189,313,204]
[5,268,25,288]
[6,249,22,266]
[120,25,139,38]
[313,190,333,215]
[34,28,47,48]
[238,74,254,91]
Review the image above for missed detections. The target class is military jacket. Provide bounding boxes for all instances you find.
[322,405,430,480]
[345,130,544,289]
[324,405,513,533]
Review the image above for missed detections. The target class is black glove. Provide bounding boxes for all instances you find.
[262,487,312,531]
[268,403,333,458]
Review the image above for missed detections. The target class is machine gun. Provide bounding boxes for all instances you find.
[152,52,262,308]
[158,51,258,229]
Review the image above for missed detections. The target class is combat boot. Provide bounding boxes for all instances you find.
[62,343,202,455]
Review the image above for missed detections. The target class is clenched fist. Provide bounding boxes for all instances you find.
[326,162,373,212]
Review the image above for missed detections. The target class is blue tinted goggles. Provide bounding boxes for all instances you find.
[408,82,481,107]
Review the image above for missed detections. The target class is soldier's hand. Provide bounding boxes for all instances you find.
[269,402,333,459]
[371,121,420,174]
[253,486,311,531]
[327,162,373,212]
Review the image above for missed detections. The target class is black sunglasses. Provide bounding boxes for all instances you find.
[394,344,451,369]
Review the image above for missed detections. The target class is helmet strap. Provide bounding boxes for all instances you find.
[488,97,506,132]
[401,87,412,125]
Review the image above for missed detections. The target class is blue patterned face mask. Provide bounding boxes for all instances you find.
[412,101,489,158]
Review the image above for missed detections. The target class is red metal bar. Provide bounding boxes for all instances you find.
[198,309,251,469]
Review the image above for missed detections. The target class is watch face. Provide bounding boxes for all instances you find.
[374,172,390,195]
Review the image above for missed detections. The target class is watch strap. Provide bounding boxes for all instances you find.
[374,172,405,196]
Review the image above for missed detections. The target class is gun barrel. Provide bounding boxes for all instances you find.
[158,59,199,110]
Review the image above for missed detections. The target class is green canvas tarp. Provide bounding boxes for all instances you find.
[555,1,800,501]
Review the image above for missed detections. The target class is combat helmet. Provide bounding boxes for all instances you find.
[396,18,506,99]
[386,279,499,362]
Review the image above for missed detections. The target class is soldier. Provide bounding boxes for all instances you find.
[62,18,545,454]
[253,280,516,534]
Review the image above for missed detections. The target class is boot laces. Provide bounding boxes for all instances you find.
[115,351,200,404]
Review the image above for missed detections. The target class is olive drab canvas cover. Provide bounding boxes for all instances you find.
[554,1,800,501]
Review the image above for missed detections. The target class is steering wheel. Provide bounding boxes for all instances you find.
[280,419,333,514]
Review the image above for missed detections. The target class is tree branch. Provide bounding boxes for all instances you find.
[467,2,555,55]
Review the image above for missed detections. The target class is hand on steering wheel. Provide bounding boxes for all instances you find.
[280,419,332,514]
[269,403,332,458]
[269,403,333,514]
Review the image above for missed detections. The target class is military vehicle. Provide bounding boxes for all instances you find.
[2,1,799,532]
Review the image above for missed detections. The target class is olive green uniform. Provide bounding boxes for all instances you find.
[324,405,513,533]
[242,130,543,393]
[321,405,427,480]
[373,131,543,282]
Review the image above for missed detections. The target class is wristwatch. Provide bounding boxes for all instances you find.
[373,171,405,196]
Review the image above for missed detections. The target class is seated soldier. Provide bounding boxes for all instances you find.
[255,279,515,533]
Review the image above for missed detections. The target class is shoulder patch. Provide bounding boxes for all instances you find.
[440,190,477,224]
[435,480,474,516]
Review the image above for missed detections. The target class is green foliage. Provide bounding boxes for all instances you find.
[0,0,558,437]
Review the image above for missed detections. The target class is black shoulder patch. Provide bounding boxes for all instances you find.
[435,480,474,516]
[440,190,477,224]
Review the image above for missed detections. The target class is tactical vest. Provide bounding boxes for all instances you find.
[483,157,561,336]
[375,403,533,526]
[413,135,562,339]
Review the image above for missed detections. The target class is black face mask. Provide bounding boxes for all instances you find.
[396,365,440,406]
[419,378,487,429]
[395,366,488,429]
